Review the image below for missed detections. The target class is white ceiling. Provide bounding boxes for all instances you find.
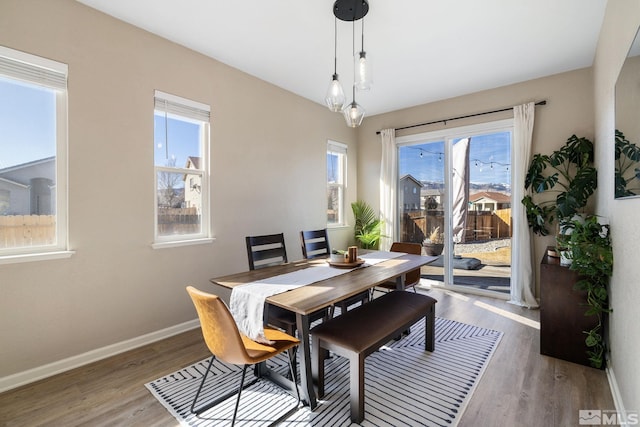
[76,0,607,116]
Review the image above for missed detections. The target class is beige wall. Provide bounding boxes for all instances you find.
[356,67,595,295]
[3,2,638,415]
[0,0,357,381]
[594,0,640,415]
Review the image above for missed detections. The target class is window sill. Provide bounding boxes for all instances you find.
[327,224,351,230]
[0,250,75,265]
[151,237,215,250]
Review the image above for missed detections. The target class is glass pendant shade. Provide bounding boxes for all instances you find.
[342,100,365,127]
[355,51,372,91]
[325,74,346,112]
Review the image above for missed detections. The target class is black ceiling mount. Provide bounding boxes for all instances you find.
[333,0,369,22]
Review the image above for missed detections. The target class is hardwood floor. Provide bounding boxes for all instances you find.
[0,287,614,426]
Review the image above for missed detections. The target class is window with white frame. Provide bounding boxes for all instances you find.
[327,141,347,226]
[153,91,210,244]
[0,46,68,259]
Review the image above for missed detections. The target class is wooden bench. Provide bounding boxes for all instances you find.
[311,290,437,423]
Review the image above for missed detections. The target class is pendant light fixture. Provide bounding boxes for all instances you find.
[355,17,372,91]
[343,18,365,127]
[325,17,345,112]
[343,89,366,127]
[327,0,370,127]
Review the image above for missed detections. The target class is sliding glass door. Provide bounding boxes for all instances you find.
[397,120,513,298]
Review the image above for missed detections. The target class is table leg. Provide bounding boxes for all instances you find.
[296,312,317,409]
[255,304,272,377]
[395,272,407,290]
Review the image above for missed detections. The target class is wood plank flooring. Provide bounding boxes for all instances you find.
[0,287,614,426]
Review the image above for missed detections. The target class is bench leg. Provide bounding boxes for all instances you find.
[425,303,435,352]
[349,352,365,424]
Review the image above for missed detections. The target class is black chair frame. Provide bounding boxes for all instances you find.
[245,233,288,270]
[191,352,301,425]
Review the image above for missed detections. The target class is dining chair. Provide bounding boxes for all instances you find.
[185,286,300,425]
[300,228,331,259]
[375,241,423,293]
[245,233,330,334]
[245,233,288,270]
[299,228,370,315]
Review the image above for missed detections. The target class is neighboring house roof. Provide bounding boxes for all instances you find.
[421,189,442,197]
[185,156,201,169]
[399,174,424,187]
[0,176,29,189]
[0,156,55,174]
[0,156,55,186]
[469,191,511,203]
[183,157,202,182]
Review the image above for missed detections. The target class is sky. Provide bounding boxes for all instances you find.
[3,75,509,190]
[0,76,202,173]
[153,113,201,169]
[398,132,511,186]
[0,78,56,169]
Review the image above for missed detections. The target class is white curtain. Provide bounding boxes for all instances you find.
[379,128,397,251]
[510,102,539,308]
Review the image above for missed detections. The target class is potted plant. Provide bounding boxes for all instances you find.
[423,226,444,256]
[351,200,385,249]
[564,215,613,369]
[555,214,586,266]
[330,249,347,262]
[522,134,597,237]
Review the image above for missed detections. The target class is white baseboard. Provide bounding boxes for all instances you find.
[0,319,200,394]
[606,364,630,426]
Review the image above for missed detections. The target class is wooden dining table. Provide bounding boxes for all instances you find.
[208,251,437,409]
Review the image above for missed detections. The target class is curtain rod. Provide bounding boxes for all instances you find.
[375,100,547,135]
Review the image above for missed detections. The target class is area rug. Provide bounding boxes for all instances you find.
[146,317,502,426]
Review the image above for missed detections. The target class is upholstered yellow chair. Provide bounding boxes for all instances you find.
[186,286,300,425]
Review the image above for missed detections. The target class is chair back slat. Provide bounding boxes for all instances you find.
[300,229,330,259]
[246,233,288,270]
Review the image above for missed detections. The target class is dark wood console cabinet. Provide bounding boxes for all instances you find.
[539,248,599,367]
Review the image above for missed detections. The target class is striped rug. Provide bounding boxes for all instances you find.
[146,317,502,426]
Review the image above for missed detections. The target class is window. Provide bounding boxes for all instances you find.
[327,141,347,226]
[0,46,69,260]
[153,91,210,245]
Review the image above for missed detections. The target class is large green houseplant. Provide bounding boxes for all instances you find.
[614,129,640,197]
[522,134,597,236]
[523,134,611,369]
[565,215,613,369]
[351,200,385,249]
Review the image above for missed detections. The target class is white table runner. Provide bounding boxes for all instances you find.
[230,251,403,343]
